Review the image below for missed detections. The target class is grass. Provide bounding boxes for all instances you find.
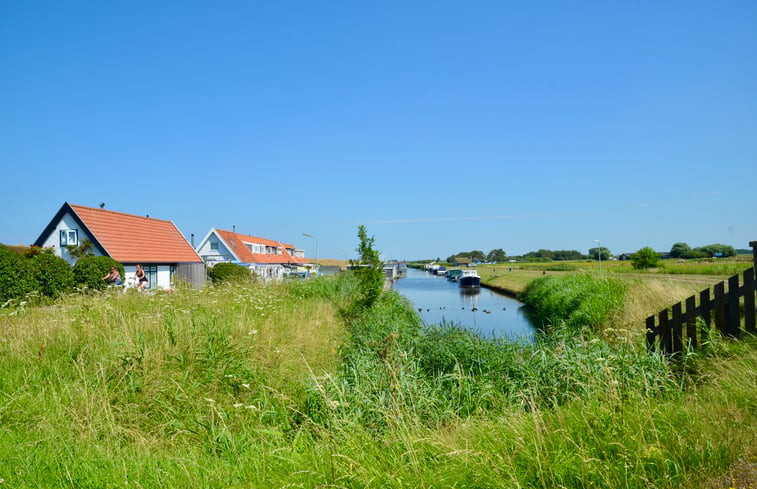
[0,274,755,488]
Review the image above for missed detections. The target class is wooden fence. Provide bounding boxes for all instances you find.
[646,241,757,354]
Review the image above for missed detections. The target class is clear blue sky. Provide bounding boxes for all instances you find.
[2,1,756,261]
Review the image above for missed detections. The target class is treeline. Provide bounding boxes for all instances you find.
[669,242,736,259]
[0,244,124,303]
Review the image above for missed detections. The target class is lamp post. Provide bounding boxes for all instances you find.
[594,239,602,272]
[303,233,319,275]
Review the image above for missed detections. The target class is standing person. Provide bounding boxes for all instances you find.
[135,264,148,291]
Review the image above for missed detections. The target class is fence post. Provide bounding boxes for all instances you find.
[751,241,757,269]
[745,268,755,334]
[727,275,741,338]
[685,295,697,349]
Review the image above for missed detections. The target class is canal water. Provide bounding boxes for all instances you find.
[391,268,535,341]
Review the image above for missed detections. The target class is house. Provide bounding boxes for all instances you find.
[195,228,309,279]
[34,202,206,289]
[453,257,473,267]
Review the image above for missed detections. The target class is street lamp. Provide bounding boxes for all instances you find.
[303,233,319,275]
[594,239,602,272]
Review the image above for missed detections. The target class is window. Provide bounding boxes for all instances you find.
[60,229,78,246]
[143,265,158,290]
[210,242,219,251]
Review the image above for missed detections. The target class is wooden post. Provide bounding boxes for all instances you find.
[646,315,657,351]
[751,241,757,270]
[727,275,741,338]
[745,268,756,334]
[685,295,697,349]
[672,302,683,354]
[714,282,726,336]
[660,309,671,354]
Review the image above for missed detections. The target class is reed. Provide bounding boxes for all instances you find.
[0,275,754,488]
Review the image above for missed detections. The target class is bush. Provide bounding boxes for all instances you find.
[72,256,124,291]
[207,262,252,284]
[632,246,663,269]
[29,253,75,298]
[0,245,38,302]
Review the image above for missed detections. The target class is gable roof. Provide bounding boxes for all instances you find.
[213,228,307,265]
[35,202,202,263]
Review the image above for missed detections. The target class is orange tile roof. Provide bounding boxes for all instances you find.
[215,229,307,265]
[70,204,202,263]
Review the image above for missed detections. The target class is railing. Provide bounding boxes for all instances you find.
[645,241,757,354]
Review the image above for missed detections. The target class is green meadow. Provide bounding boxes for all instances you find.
[1,273,755,488]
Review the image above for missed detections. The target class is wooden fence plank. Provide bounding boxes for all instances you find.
[660,309,671,354]
[714,282,726,336]
[745,268,756,334]
[700,288,711,330]
[685,295,697,349]
[727,275,741,338]
[672,302,683,354]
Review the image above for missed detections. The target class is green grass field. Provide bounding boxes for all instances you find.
[1,273,755,488]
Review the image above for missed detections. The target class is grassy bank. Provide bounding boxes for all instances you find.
[1,275,755,488]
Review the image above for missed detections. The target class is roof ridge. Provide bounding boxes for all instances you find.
[70,203,173,223]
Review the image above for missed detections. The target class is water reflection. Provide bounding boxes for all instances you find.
[391,268,535,341]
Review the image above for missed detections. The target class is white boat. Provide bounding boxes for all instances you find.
[459,269,481,288]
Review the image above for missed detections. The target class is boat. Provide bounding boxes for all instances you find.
[435,266,447,277]
[446,269,462,281]
[458,269,481,288]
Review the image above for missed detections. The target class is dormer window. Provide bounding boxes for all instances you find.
[60,229,78,246]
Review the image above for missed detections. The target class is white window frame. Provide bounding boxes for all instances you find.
[60,229,78,246]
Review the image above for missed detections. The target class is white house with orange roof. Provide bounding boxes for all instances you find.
[195,228,309,279]
[34,202,206,289]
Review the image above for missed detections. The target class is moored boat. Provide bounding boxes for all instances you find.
[459,269,481,288]
[446,269,462,281]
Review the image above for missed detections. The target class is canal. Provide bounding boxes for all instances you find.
[391,267,536,341]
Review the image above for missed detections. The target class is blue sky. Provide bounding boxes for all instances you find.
[2,1,756,261]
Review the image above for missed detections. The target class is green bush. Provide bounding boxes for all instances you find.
[632,246,663,269]
[72,256,124,290]
[207,262,252,284]
[28,253,75,298]
[0,245,37,302]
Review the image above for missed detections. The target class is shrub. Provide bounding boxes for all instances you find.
[28,253,75,298]
[72,256,124,290]
[207,262,252,284]
[632,246,662,269]
[0,244,37,302]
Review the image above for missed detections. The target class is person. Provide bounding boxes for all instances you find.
[135,264,148,291]
[103,267,122,286]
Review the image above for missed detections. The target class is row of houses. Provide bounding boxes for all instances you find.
[33,202,316,290]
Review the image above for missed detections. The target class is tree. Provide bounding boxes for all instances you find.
[669,242,691,258]
[588,247,611,261]
[632,247,662,269]
[694,244,737,258]
[353,225,384,309]
[487,248,507,263]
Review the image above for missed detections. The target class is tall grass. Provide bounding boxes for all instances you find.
[521,272,627,334]
[0,274,755,488]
